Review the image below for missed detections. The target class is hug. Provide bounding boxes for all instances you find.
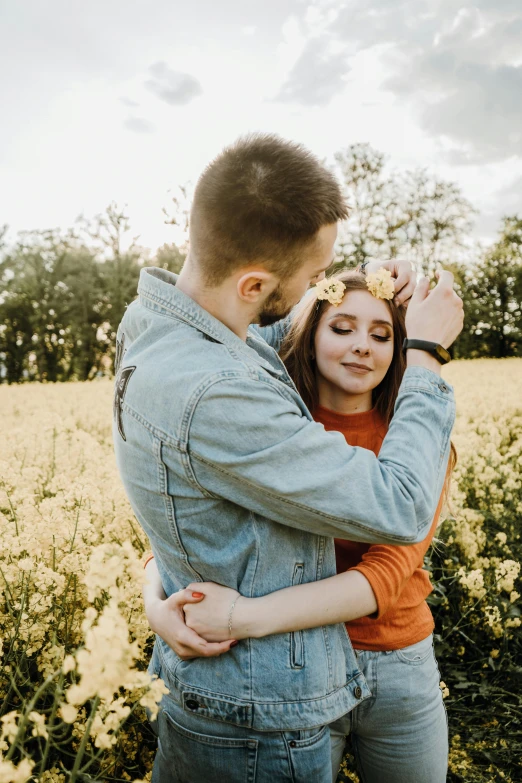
[113,133,463,783]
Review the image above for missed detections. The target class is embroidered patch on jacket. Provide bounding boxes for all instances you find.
[114,333,126,374]
[114,366,136,441]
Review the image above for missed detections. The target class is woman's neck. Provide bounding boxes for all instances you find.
[316,383,373,415]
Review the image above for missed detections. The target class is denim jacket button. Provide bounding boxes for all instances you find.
[186,699,200,711]
[354,685,362,699]
[438,383,449,393]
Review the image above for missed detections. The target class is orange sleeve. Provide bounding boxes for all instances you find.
[350,490,445,619]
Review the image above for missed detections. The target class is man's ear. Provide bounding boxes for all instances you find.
[236,270,278,304]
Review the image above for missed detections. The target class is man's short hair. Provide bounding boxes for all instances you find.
[189,133,349,284]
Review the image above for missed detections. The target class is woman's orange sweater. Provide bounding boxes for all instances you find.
[315,405,445,651]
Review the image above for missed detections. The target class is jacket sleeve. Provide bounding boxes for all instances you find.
[186,366,455,545]
[349,485,447,617]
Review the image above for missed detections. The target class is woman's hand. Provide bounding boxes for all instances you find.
[184,582,251,641]
[147,588,236,660]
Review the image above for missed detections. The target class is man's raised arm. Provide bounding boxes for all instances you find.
[187,270,462,545]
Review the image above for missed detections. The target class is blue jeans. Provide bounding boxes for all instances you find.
[329,635,448,783]
[151,693,333,782]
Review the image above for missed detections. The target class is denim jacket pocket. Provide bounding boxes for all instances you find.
[290,563,305,669]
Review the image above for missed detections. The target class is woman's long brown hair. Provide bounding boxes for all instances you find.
[280,269,456,503]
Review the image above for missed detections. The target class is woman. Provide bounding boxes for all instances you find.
[144,269,455,783]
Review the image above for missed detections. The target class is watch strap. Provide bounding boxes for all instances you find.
[402,338,451,365]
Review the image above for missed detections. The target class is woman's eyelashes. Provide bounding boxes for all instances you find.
[329,325,391,341]
[330,326,352,335]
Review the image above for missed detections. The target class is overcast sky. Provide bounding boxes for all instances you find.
[1,0,521,251]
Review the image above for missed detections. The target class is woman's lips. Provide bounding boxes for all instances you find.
[342,363,372,374]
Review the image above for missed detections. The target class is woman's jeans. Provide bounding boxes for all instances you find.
[329,635,448,783]
[150,694,334,783]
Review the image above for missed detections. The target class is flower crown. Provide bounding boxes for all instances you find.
[314,277,346,306]
[313,267,395,306]
[365,267,395,300]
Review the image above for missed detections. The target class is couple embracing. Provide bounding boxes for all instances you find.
[113,134,463,783]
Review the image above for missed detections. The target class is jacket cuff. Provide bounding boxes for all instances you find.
[401,366,455,401]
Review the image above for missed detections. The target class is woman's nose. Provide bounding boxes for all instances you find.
[353,343,370,356]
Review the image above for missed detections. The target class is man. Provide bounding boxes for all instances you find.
[113,134,463,782]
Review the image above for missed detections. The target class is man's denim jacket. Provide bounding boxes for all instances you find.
[113,267,455,731]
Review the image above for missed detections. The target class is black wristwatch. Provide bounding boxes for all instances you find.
[402,338,451,365]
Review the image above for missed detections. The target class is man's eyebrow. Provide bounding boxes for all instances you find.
[328,313,393,328]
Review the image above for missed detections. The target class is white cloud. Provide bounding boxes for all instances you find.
[124,116,156,134]
[290,1,522,162]
[0,0,520,251]
[120,97,140,108]
[144,62,203,106]
[274,35,351,106]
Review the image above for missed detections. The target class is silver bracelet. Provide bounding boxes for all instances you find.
[228,595,240,638]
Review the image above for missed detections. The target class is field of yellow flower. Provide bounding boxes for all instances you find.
[1,359,521,782]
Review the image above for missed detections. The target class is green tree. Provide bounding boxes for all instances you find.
[334,144,476,276]
[0,229,108,382]
[79,203,144,332]
[0,230,73,382]
[153,242,186,273]
[456,216,522,358]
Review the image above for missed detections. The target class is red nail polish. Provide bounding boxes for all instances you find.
[192,592,204,598]
[230,640,239,647]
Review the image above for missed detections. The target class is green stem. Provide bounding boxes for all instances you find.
[39,671,64,773]
[442,591,489,641]
[127,518,146,553]
[4,574,28,661]
[2,486,19,535]
[5,669,59,761]
[79,700,142,774]
[69,497,83,553]
[69,695,100,783]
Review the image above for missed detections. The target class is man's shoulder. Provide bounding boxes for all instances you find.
[120,325,262,422]
[117,299,298,432]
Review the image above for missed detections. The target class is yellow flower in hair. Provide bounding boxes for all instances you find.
[315,277,346,306]
[366,267,395,300]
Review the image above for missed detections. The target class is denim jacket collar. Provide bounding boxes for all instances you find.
[137,267,285,378]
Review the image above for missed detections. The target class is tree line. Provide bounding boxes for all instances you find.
[1,144,521,383]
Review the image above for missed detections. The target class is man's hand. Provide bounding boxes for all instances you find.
[147,589,235,660]
[365,259,416,307]
[405,270,464,373]
[406,270,464,347]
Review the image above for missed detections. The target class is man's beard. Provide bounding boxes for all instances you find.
[257,284,294,327]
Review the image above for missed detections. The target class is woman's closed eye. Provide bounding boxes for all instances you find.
[330,325,391,342]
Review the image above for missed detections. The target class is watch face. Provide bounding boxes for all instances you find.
[435,344,450,364]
